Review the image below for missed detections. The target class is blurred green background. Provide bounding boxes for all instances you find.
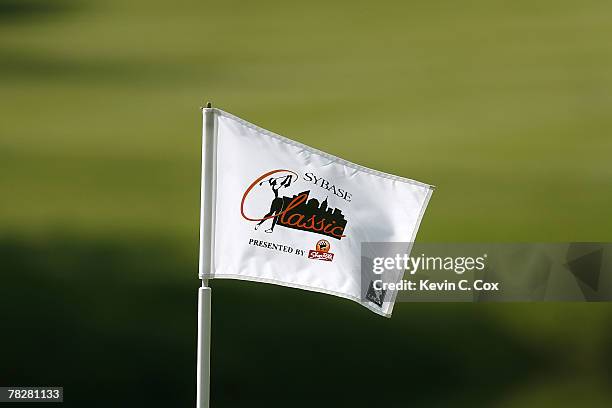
[1,0,611,406]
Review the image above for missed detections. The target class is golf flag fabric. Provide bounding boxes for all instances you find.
[200,108,434,316]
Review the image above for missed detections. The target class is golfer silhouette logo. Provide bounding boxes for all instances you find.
[241,169,349,240]
[254,173,295,233]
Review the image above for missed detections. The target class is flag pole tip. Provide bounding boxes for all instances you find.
[206,102,212,108]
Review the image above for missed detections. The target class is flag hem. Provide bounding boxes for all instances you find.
[212,108,435,191]
[383,185,435,315]
[203,272,392,317]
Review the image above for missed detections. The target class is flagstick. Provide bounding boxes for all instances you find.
[196,280,211,408]
[197,102,215,408]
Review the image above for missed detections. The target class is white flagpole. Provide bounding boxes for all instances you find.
[196,282,211,408]
[197,102,216,408]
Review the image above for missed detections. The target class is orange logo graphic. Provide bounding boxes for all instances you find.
[316,240,330,253]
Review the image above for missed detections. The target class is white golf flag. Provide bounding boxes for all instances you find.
[200,108,434,316]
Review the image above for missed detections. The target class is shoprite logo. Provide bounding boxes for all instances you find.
[308,239,334,261]
[240,169,349,240]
